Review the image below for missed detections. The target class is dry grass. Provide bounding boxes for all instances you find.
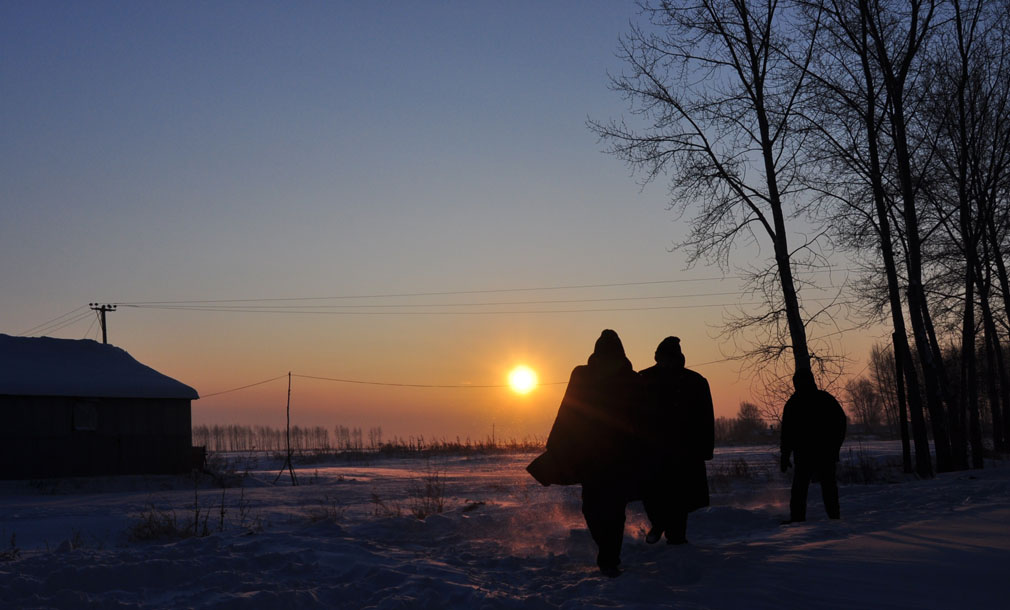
[306,494,346,523]
[370,492,403,518]
[0,533,20,562]
[708,456,772,492]
[406,463,446,519]
[837,446,904,484]
[128,505,190,541]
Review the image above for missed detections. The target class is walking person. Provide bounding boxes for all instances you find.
[527,329,642,577]
[639,336,714,545]
[779,369,847,523]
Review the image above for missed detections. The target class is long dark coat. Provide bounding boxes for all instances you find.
[780,388,847,464]
[527,355,642,487]
[638,363,714,512]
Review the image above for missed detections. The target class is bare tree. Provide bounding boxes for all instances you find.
[590,0,830,382]
[926,0,1010,468]
[868,344,900,435]
[793,0,935,475]
[968,4,1010,452]
[858,0,961,471]
[845,377,884,433]
[915,0,1010,463]
[736,400,769,442]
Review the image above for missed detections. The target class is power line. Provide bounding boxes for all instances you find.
[122,296,848,316]
[18,269,858,335]
[115,277,747,305]
[816,326,865,339]
[293,373,567,389]
[36,311,96,337]
[118,287,844,311]
[83,314,98,340]
[200,357,740,398]
[18,305,89,336]
[115,269,855,306]
[200,375,290,398]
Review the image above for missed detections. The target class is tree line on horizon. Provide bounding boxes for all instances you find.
[592,0,1010,476]
[192,424,384,453]
[191,423,546,454]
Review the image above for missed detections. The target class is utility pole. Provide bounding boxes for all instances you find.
[89,303,117,344]
[275,372,298,486]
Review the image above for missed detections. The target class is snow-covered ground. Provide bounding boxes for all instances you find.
[1,441,1008,608]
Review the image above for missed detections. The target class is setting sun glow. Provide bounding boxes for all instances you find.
[507,365,538,394]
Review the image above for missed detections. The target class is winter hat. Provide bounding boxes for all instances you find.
[655,336,685,366]
[593,329,627,360]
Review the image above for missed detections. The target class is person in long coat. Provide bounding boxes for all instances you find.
[780,368,847,523]
[526,329,642,576]
[638,336,714,545]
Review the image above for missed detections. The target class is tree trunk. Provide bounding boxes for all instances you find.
[893,334,914,474]
[961,262,982,468]
[906,283,954,471]
[889,82,953,471]
[977,255,1009,452]
[982,218,1010,448]
[747,10,812,377]
[854,2,932,476]
[925,291,965,469]
[986,218,1010,333]
[982,325,1004,450]
[895,330,934,477]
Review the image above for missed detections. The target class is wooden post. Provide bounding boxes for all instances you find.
[274,372,298,485]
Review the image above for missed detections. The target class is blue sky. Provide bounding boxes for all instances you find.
[1,1,874,438]
[3,2,663,299]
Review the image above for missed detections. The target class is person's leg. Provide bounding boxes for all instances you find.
[819,461,840,519]
[788,460,812,522]
[582,483,626,574]
[666,508,688,544]
[642,477,667,543]
[643,497,665,543]
[642,490,666,533]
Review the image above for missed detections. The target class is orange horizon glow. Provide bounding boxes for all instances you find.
[130,312,883,442]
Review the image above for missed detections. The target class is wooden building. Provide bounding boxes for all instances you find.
[0,334,199,479]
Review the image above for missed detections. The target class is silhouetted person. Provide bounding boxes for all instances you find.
[638,337,714,545]
[526,329,641,577]
[779,369,847,523]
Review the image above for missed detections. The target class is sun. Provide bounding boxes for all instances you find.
[508,365,538,394]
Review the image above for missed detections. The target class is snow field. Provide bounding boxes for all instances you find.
[1,442,1008,608]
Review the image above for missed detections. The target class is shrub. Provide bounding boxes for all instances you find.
[128,505,186,541]
[370,492,403,518]
[0,533,20,562]
[306,494,345,523]
[407,463,446,519]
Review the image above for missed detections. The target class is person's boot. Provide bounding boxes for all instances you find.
[597,553,622,577]
[666,521,688,544]
[599,564,623,578]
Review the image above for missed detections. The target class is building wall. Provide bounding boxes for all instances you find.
[0,395,192,479]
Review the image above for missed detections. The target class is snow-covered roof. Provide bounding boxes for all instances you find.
[0,334,198,400]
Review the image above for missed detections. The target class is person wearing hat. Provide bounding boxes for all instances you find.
[638,336,715,545]
[527,329,643,577]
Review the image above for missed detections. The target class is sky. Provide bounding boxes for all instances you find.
[1,1,883,440]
